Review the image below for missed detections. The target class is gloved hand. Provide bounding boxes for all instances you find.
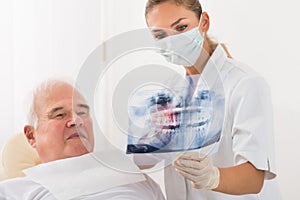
[173,152,220,190]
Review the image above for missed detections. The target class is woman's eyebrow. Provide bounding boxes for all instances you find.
[151,29,166,35]
[152,29,163,33]
[170,18,187,28]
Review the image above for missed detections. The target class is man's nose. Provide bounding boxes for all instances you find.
[66,113,83,128]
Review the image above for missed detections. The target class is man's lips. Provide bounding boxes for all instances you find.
[67,132,86,140]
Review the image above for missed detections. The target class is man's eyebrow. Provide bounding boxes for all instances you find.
[170,18,187,28]
[50,107,63,113]
[48,107,64,116]
[77,104,89,110]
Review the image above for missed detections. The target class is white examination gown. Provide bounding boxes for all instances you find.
[0,176,164,200]
[0,152,165,200]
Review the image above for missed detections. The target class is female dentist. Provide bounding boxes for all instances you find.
[144,0,280,199]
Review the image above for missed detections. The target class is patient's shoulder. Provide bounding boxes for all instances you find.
[0,176,35,187]
[0,177,55,200]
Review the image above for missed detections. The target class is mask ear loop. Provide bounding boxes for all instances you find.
[197,14,205,39]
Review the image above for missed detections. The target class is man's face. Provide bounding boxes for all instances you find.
[30,84,94,163]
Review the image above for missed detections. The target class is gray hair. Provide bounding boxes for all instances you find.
[27,78,76,128]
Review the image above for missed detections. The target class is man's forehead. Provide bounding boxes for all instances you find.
[48,98,88,109]
[35,85,87,113]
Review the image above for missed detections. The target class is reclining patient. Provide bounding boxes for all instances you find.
[0,79,165,200]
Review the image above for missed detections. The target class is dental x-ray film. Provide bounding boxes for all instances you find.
[126,72,224,154]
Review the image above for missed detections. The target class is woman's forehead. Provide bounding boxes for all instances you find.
[146,2,197,27]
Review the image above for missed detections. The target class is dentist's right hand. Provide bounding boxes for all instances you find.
[173,152,220,190]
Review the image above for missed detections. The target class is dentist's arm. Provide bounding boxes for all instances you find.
[174,152,264,195]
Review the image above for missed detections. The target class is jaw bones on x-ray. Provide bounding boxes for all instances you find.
[126,74,225,154]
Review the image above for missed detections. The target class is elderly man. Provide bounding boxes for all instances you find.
[0,79,165,200]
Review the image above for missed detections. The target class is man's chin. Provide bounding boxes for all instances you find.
[66,145,92,158]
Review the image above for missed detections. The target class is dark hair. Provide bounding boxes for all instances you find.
[145,0,202,20]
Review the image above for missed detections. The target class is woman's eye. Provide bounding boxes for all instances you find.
[176,25,188,32]
[154,32,167,40]
[152,30,168,40]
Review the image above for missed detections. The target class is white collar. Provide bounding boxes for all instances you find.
[23,151,145,200]
[209,44,227,71]
[193,44,227,93]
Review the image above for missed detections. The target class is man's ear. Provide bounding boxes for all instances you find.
[24,125,36,148]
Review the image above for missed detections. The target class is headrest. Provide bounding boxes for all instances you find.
[0,133,40,180]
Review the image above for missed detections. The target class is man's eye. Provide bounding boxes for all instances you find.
[77,111,88,116]
[176,25,188,32]
[55,113,66,119]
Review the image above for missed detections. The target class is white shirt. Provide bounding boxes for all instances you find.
[0,176,165,200]
[164,45,281,200]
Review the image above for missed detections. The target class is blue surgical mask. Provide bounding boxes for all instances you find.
[155,27,204,66]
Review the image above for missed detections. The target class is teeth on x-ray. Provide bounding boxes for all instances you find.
[126,86,224,154]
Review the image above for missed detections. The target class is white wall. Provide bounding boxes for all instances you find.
[1,0,299,199]
[0,0,103,149]
[0,0,14,150]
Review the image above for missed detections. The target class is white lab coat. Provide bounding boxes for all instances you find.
[164,45,281,200]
